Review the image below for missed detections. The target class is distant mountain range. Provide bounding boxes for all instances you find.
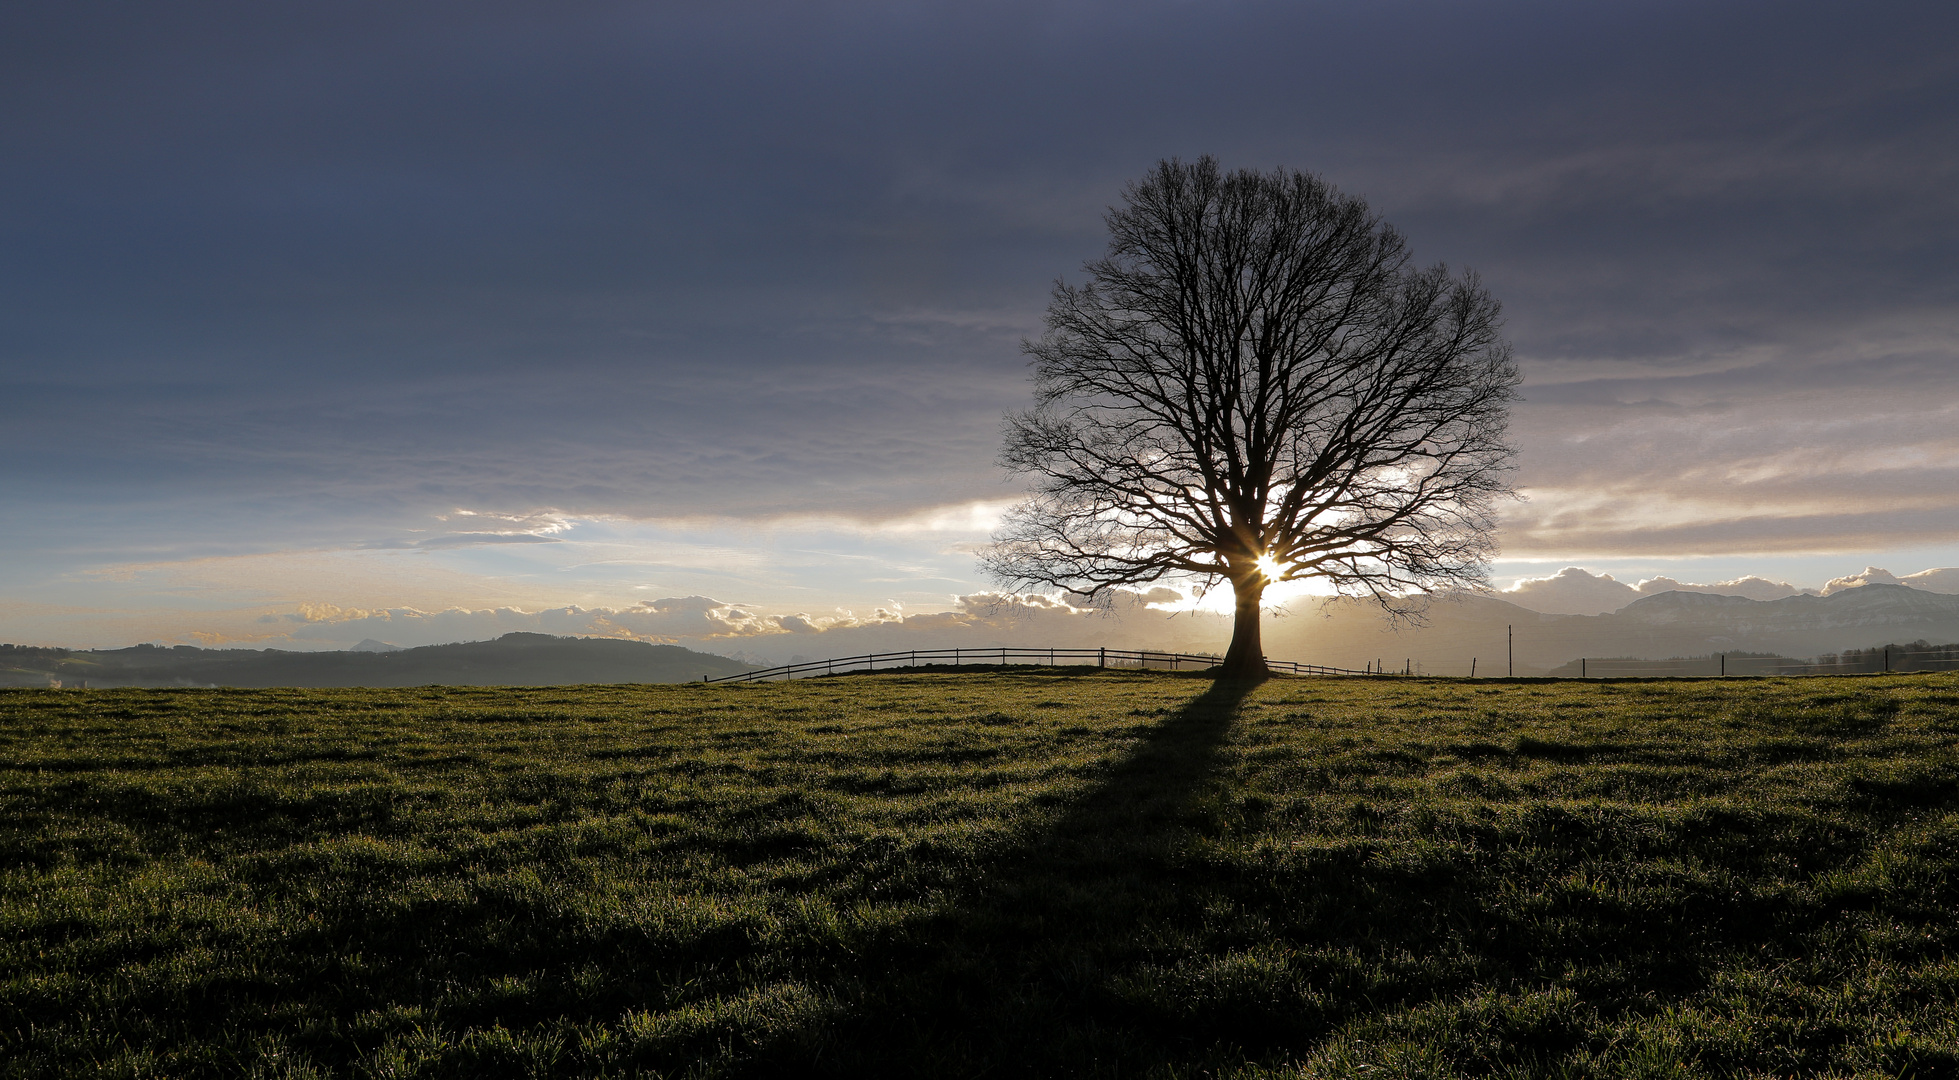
[0,633,756,689]
[7,584,1958,687]
[1265,583,1959,676]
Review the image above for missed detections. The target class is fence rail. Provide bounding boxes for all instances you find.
[705,646,1959,685]
[1572,649,1959,679]
[703,646,1369,684]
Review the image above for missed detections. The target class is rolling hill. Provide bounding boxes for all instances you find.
[0,632,755,688]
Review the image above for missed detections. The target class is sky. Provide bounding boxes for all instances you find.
[5,0,1959,657]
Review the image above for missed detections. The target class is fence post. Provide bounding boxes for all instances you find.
[1099,647,1105,668]
[1581,658,1586,679]
[1471,658,1477,678]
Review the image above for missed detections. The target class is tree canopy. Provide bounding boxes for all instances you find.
[982,157,1520,675]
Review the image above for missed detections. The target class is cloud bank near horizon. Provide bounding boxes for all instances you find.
[233,588,1220,664]
[1500,565,1959,616]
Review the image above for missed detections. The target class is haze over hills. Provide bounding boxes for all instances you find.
[0,633,755,689]
[1266,584,1959,676]
[7,586,1959,685]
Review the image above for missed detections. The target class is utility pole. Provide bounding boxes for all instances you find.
[1507,625,1513,678]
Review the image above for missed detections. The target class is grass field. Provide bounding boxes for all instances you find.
[4,670,1958,1078]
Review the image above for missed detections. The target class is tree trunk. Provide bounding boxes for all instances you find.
[1218,573,1268,678]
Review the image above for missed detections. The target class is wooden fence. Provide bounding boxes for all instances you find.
[1571,648,1959,679]
[702,646,1369,684]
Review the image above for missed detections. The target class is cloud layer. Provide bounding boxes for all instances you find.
[1821,567,1959,596]
[3,1,1958,644]
[251,588,1224,665]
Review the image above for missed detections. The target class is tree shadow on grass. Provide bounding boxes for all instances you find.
[836,674,1268,1076]
[30,675,1959,1078]
[1,675,1269,1080]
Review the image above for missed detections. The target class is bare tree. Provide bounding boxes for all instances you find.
[981,157,1520,677]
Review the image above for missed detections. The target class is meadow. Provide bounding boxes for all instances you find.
[3,670,1957,1078]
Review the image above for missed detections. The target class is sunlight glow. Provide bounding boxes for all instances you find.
[1256,554,1284,581]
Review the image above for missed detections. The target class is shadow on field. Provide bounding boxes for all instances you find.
[843,675,1264,1074]
[20,678,1959,1077]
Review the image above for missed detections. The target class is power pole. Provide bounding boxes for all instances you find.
[1507,625,1514,678]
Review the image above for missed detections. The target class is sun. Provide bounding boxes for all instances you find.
[1255,554,1285,581]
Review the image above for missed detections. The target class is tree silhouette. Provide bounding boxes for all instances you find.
[983,157,1520,676]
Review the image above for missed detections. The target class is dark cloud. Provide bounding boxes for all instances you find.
[3,0,1957,586]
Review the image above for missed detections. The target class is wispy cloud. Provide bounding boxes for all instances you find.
[1502,331,1959,558]
[355,508,575,549]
